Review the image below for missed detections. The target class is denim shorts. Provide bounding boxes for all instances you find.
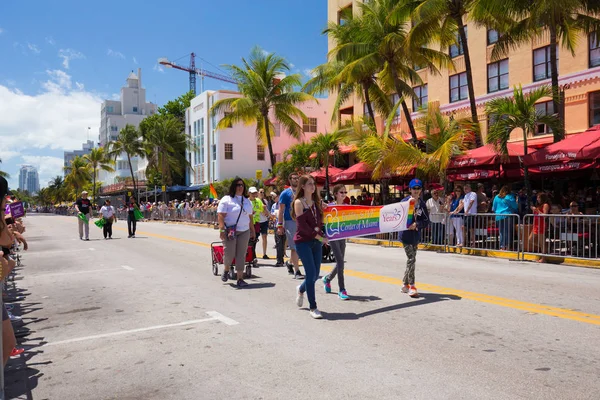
[284,220,297,251]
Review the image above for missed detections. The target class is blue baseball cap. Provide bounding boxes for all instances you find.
[409,178,423,189]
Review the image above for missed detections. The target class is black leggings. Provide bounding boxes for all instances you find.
[127,215,137,236]
[103,221,113,238]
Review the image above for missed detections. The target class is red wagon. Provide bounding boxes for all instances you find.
[211,241,256,279]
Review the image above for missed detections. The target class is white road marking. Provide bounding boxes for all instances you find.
[30,268,123,278]
[121,265,134,271]
[44,317,217,347]
[206,311,240,326]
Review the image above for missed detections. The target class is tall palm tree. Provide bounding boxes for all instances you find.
[491,0,600,140]
[486,85,563,199]
[332,0,451,142]
[305,8,391,129]
[83,147,115,207]
[64,156,92,200]
[210,47,316,168]
[309,131,347,195]
[143,116,194,187]
[0,159,8,179]
[108,124,144,194]
[411,0,485,145]
[35,188,53,206]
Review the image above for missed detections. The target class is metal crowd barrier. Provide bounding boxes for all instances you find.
[386,212,598,262]
[522,214,599,261]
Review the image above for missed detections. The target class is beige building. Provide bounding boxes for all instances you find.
[327,0,600,145]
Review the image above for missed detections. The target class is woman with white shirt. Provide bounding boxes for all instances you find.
[217,178,256,288]
[426,188,446,245]
[100,199,117,239]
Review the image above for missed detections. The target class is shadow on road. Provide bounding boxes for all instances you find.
[322,292,462,321]
[4,261,48,400]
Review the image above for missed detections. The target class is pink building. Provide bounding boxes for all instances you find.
[185,90,333,185]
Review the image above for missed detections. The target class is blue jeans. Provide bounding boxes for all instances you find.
[497,217,513,250]
[296,239,322,310]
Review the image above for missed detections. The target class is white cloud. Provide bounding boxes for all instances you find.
[27,43,41,54]
[45,36,56,46]
[0,69,101,186]
[303,68,317,78]
[107,48,125,59]
[153,63,164,73]
[133,57,138,65]
[3,79,16,87]
[20,156,65,187]
[58,48,85,69]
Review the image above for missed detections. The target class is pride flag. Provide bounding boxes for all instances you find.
[209,183,218,199]
[324,199,415,241]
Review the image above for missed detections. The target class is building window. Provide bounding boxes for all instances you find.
[589,91,600,127]
[257,145,265,161]
[487,29,499,45]
[412,84,428,110]
[390,94,401,124]
[110,125,118,132]
[590,33,600,68]
[200,117,205,134]
[488,59,509,93]
[449,72,468,103]
[337,4,352,25]
[275,153,282,163]
[535,101,554,135]
[303,117,317,133]
[224,143,233,160]
[133,106,138,113]
[449,27,467,58]
[212,144,217,160]
[533,45,558,82]
[106,106,114,113]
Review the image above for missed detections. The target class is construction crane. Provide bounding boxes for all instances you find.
[158,53,237,95]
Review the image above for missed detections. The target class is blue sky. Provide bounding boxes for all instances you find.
[0,0,329,189]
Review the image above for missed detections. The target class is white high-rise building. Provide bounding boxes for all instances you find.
[18,165,39,195]
[98,68,157,185]
[64,140,95,177]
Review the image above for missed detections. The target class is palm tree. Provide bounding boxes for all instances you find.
[35,188,53,206]
[416,105,474,182]
[143,116,194,187]
[332,0,451,142]
[83,147,115,207]
[210,47,316,168]
[309,131,347,195]
[411,0,485,145]
[486,85,563,200]
[108,124,144,194]
[271,142,317,186]
[0,159,9,179]
[305,8,391,129]
[64,156,92,200]
[48,176,66,204]
[491,0,600,140]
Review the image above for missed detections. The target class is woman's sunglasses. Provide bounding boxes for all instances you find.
[236,183,244,187]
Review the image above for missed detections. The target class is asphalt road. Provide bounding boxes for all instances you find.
[5,214,600,400]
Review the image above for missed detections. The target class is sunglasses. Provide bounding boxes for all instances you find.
[411,186,422,190]
[236,183,244,187]
[338,191,347,195]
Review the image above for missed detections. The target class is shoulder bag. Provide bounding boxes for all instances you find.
[225,197,244,241]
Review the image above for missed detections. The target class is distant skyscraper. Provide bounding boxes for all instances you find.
[18,165,39,195]
[64,140,95,177]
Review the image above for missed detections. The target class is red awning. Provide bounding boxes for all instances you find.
[448,143,526,170]
[332,162,415,184]
[309,144,357,160]
[309,166,345,184]
[263,176,279,186]
[523,125,600,172]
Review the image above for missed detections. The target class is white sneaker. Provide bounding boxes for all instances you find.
[296,285,304,307]
[310,309,323,319]
[408,286,419,298]
[401,285,409,294]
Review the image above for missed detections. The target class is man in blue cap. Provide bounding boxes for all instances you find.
[400,178,430,298]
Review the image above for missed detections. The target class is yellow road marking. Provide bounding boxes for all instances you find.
[115,226,600,326]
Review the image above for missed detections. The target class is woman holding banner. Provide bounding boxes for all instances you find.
[322,184,349,300]
[292,175,327,319]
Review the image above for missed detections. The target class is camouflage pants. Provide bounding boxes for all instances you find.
[403,244,417,286]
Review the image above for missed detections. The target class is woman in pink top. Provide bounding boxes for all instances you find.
[530,193,550,263]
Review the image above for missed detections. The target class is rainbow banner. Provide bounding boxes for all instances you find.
[209,183,218,199]
[324,199,415,241]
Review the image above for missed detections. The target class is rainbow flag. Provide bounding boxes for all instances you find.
[324,199,415,241]
[209,183,218,200]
